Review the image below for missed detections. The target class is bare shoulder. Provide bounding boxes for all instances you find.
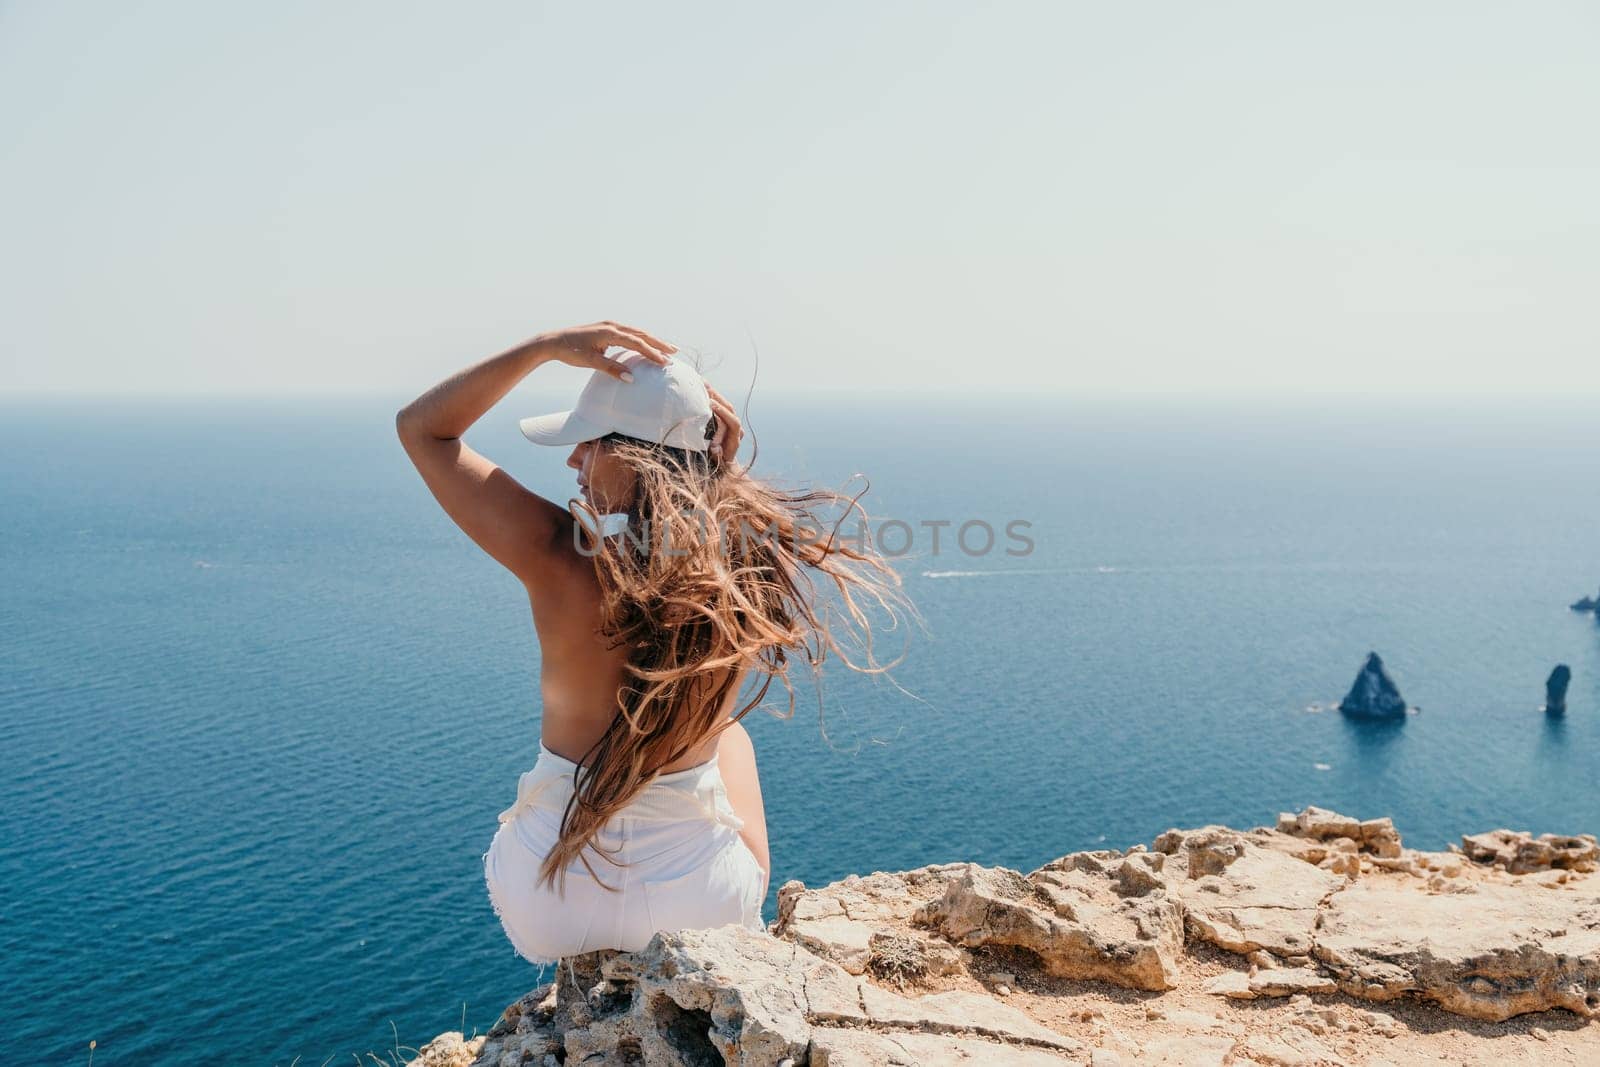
[522,533,608,641]
[717,715,758,757]
[396,425,584,587]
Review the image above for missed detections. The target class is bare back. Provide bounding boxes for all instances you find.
[528,533,744,773]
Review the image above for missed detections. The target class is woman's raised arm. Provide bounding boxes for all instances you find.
[394,322,676,585]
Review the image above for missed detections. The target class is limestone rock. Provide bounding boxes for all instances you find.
[1247,966,1338,998]
[915,850,1185,991]
[772,886,875,975]
[1201,965,1336,1001]
[412,1032,486,1067]
[772,865,972,976]
[1547,664,1572,714]
[853,985,1081,1051]
[1275,805,1403,859]
[1338,651,1408,718]
[808,1027,1086,1066]
[1154,826,1343,957]
[1229,1031,1342,1066]
[1460,828,1599,873]
[1571,589,1599,613]
[1313,878,1600,1021]
[1201,971,1254,999]
[473,982,561,1066]
[1123,1034,1236,1066]
[469,924,1081,1067]
[472,928,818,1066]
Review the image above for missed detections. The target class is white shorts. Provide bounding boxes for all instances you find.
[482,742,769,966]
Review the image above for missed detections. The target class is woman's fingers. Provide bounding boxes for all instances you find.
[599,322,676,365]
[593,354,635,382]
[611,322,677,354]
[545,321,677,378]
[716,404,742,454]
[705,386,743,462]
[537,323,675,379]
[707,385,741,438]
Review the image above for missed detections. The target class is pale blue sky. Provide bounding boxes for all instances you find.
[2,1,1596,399]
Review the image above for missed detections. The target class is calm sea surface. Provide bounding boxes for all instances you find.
[4,394,1599,1063]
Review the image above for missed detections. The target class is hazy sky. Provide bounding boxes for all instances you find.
[2,1,1596,400]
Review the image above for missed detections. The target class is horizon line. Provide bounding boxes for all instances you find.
[6,386,1600,405]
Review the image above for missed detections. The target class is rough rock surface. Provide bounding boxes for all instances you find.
[912,850,1186,991]
[1337,652,1408,718]
[1153,825,1343,957]
[1276,806,1403,859]
[439,806,1600,1066]
[465,924,1080,1066]
[1460,827,1599,874]
[1314,878,1600,1021]
[411,1032,485,1066]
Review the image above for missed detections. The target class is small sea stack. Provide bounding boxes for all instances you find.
[1546,665,1572,715]
[1571,588,1599,613]
[1338,651,1408,719]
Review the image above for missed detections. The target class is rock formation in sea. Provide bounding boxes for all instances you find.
[1337,652,1407,718]
[1546,664,1572,715]
[421,806,1600,1067]
[1570,589,1599,613]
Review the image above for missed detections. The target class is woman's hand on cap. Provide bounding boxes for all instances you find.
[705,383,743,465]
[533,322,677,381]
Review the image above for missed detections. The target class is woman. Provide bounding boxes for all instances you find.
[395,320,909,966]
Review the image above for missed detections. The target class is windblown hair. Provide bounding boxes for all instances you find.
[537,425,915,894]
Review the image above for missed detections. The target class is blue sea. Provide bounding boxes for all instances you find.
[5,394,1599,1064]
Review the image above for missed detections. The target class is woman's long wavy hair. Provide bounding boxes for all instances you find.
[536,418,916,894]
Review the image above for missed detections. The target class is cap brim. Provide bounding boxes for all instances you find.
[518,409,611,446]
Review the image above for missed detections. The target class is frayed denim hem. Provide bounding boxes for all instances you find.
[483,838,563,969]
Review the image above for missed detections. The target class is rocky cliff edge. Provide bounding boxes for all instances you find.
[419,807,1600,1066]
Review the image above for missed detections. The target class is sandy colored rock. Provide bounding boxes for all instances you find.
[472,928,818,1066]
[1203,966,1335,1001]
[468,924,1078,1066]
[856,985,1081,1050]
[781,907,875,974]
[915,850,1185,991]
[1154,826,1344,957]
[809,1027,1086,1065]
[1313,878,1600,1021]
[1276,805,1403,859]
[410,1031,486,1067]
[1228,1031,1342,1065]
[1247,967,1338,998]
[1201,971,1254,999]
[1460,828,1599,874]
[773,866,973,978]
[1124,1033,1236,1066]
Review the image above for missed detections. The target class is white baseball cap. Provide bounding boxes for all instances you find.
[519,352,714,452]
